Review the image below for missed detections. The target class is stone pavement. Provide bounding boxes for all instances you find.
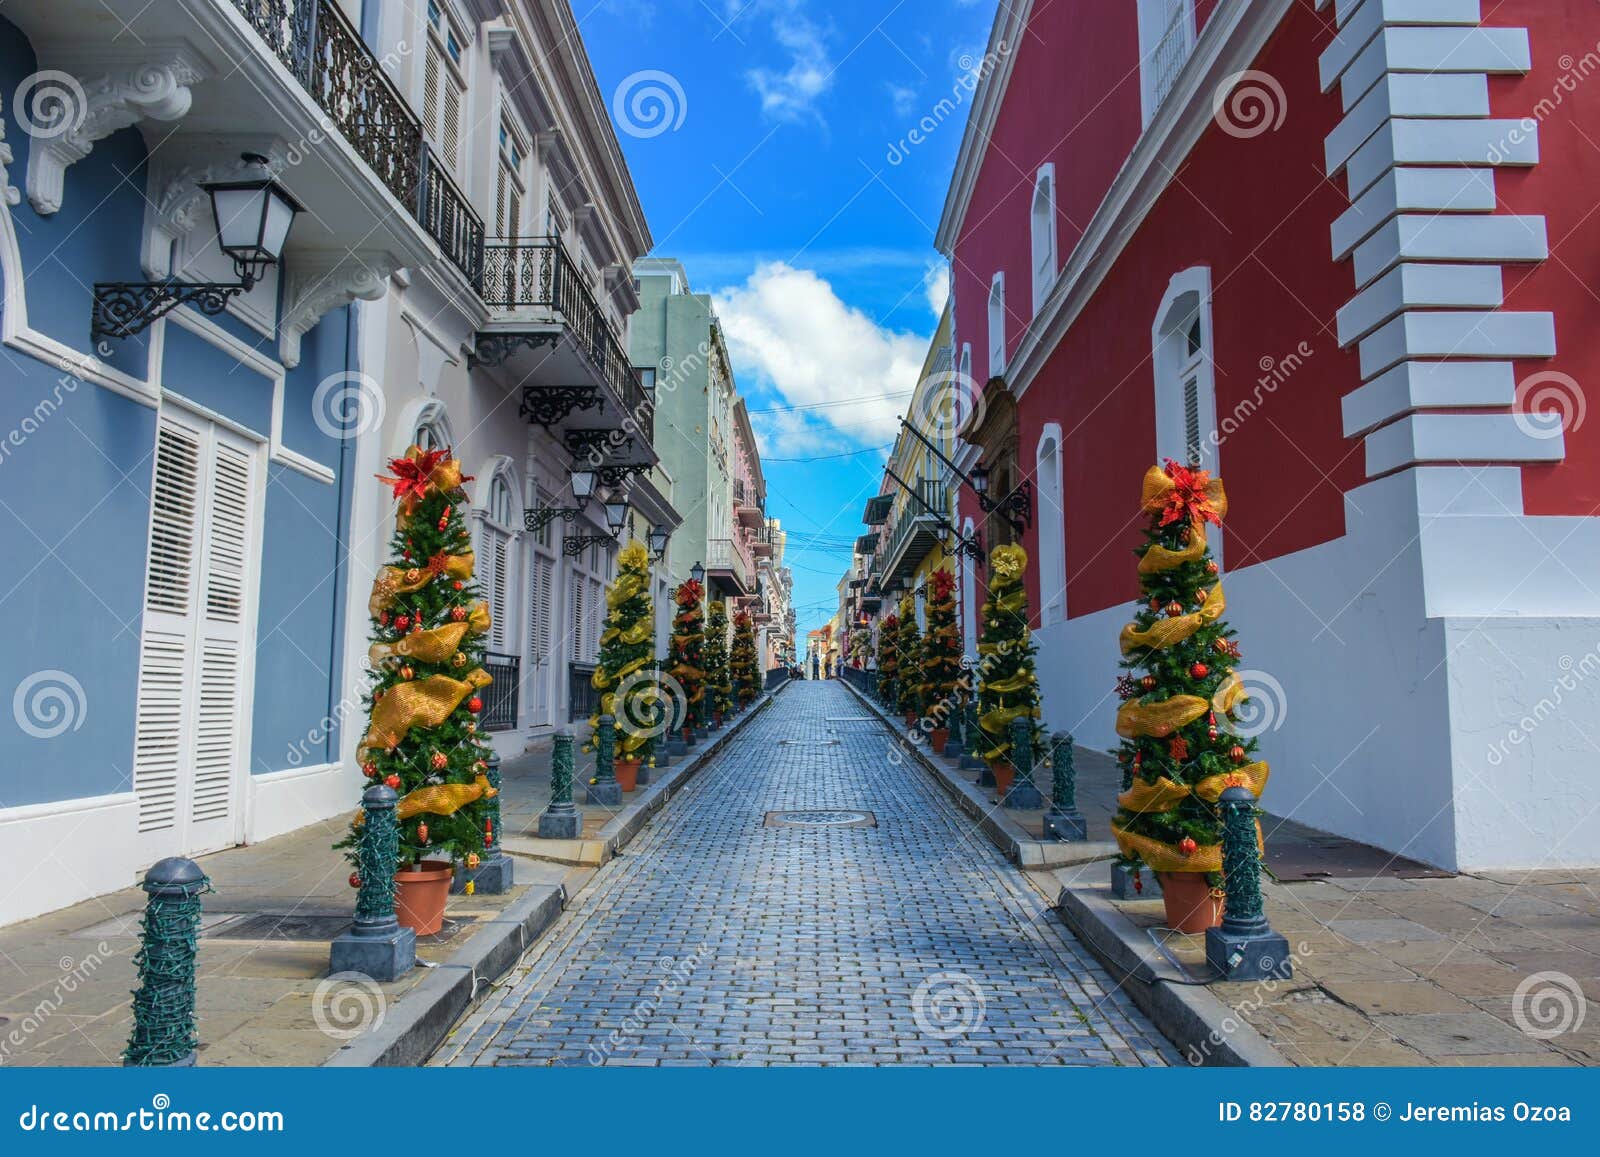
[1041,747,1600,1066]
[431,681,1176,1066]
[0,811,585,1067]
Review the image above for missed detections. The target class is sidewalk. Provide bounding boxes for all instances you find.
[841,680,1599,1067]
[0,692,784,1067]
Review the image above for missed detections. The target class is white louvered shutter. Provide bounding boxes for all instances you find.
[588,577,603,661]
[133,415,256,863]
[442,75,462,170]
[424,44,442,146]
[569,572,584,662]
[480,523,511,652]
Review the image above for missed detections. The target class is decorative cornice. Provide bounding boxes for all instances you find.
[279,251,398,367]
[25,47,207,215]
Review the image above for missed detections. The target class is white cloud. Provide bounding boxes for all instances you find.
[714,262,928,452]
[922,260,949,317]
[886,82,919,117]
[743,3,833,123]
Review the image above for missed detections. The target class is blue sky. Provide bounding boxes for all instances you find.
[577,0,996,639]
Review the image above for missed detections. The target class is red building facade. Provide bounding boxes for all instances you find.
[937,0,1600,870]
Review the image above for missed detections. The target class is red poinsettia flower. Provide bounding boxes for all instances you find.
[1158,458,1224,529]
[379,448,450,504]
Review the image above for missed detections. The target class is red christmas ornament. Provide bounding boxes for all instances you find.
[437,519,448,532]
[485,819,494,842]
[1148,597,1161,612]
[362,761,378,778]
[468,696,483,713]
[1189,662,1209,679]
[384,773,401,789]
[1168,736,1189,761]
[1207,711,1219,741]
[1141,675,1157,691]
[411,621,423,633]
[430,751,449,771]
[1229,744,1247,764]
[379,612,389,626]
[399,666,414,681]
[1205,560,1219,575]
[348,873,362,889]
[1132,751,1143,773]
[1195,588,1209,605]
[395,614,411,631]
[1165,601,1184,618]
[417,822,429,844]
[451,606,468,622]
[1133,873,1144,894]
[1178,837,1198,856]
[453,580,464,590]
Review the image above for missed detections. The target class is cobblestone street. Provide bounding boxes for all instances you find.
[432,682,1175,1066]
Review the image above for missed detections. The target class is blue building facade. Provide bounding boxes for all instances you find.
[0,12,365,924]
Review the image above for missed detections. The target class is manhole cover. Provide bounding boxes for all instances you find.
[764,809,876,829]
[776,738,841,746]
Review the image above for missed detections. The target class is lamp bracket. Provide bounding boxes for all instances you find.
[562,533,616,558]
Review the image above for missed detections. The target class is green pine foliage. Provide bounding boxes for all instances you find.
[876,611,899,704]
[594,542,657,765]
[730,610,760,705]
[668,578,707,729]
[340,456,492,869]
[975,545,1043,762]
[704,600,733,717]
[920,567,962,724]
[894,593,921,715]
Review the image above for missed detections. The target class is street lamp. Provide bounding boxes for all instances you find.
[648,525,670,560]
[690,561,706,587]
[93,153,303,339]
[970,461,990,497]
[571,469,597,502]
[526,467,602,532]
[603,500,629,534]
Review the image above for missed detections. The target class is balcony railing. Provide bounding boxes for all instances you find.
[706,537,752,589]
[568,661,599,724]
[232,0,482,285]
[480,237,652,436]
[883,478,949,571]
[481,651,520,733]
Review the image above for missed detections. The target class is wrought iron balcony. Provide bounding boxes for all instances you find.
[705,537,753,594]
[232,0,482,285]
[478,237,653,443]
[881,477,950,586]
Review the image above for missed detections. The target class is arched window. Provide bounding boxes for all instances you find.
[412,403,452,452]
[1137,0,1197,128]
[987,272,1006,379]
[1152,266,1221,563]
[1031,165,1057,316]
[1035,425,1066,625]
[475,459,519,656]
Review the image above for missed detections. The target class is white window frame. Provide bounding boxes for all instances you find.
[986,272,1006,380]
[1035,423,1067,625]
[473,459,520,658]
[422,0,470,174]
[1152,266,1222,565]
[1030,165,1057,316]
[496,113,529,238]
[404,398,454,453]
[1137,0,1197,128]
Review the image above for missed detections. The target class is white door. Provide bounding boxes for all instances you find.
[132,411,259,865]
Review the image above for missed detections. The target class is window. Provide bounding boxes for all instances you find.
[423,0,468,172]
[412,405,451,452]
[496,118,526,237]
[1138,0,1197,127]
[1031,165,1057,315]
[1035,425,1066,625]
[1152,266,1221,561]
[986,273,1006,380]
[476,464,518,655]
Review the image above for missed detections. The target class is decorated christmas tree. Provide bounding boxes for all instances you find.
[730,609,760,705]
[590,541,659,768]
[1111,461,1267,884]
[343,446,495,874]
[895,593,922,717]
[920,567,961,741]
[667,578,707,734]
[975,544,1043,764]
[850,623,872,668]
[704,600,733,720]
[876,609,899,704]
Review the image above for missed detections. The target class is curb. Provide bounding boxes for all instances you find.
[838,679,1107,869]
[327,682,793,1068]
[1055,883,1289,1068]
[510,681,790,867]
[838,678,1287,1068]
[325,882,567,1067]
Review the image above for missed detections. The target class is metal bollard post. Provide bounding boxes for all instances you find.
[586,714,623,806]
[1003,716,1045,809]
[943,689,966,760]
[538,732,582,839]
[1205,785,1292,981]
[330,784,417,982]
[1044,731,1088,841]
[124,857,208,1066]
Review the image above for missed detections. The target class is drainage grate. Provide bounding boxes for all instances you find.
[776,738,841,747]
[764,809,877,829]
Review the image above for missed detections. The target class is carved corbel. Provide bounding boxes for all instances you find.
[23,48,207,215]
[279,252,399,367]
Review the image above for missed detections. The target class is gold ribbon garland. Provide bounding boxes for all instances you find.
[369,553,476,618]
[1118,762,1271,813]
[1116,694,1208,739]
[360,669,492,753]
[1119,583,1226,654]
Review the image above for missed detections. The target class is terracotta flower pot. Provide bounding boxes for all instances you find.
[713,711,723,728]
[930,727,950,754]
[904,711,919,727]
[682,725,695,746]
[614,758,641,792]
[1157,871,1224,933]
[990,760,1015,797]
[394,860,454,936]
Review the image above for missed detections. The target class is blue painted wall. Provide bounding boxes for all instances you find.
[0,16,357,805]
